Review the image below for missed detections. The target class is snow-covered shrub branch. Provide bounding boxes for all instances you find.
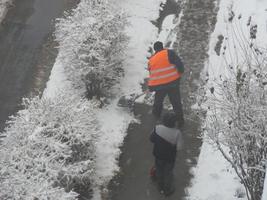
[0,94,99,199]
[201,13,267,200]
[0,0,13,23]
[55,0,128,101]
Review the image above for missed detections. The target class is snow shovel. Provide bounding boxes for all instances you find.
[117,92,146,108]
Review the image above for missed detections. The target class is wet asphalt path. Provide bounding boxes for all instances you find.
[109,103,201,200]
[0,0,73,132]
[109,0,219,199]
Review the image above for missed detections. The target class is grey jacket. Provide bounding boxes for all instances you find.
[150,125,183,162]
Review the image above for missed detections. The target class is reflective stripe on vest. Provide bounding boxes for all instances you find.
[148,49,181,86]
[150,65,176,74]
[149,71,178,80]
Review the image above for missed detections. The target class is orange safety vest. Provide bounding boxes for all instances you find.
[148,49,181,87]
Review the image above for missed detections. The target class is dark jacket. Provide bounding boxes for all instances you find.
[150,124,183,163]
[149,49,184,91]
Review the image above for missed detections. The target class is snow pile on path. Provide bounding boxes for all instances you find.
[0,0,12,23]
[188,0,267,200]
[93,1,187,198]
[116,0,162,95]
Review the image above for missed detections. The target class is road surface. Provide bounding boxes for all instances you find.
[0,0,74,132]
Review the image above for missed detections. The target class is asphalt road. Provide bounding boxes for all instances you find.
[0,0,73,132]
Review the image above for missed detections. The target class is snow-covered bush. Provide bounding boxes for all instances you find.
[202,15,267,200]
[55,0,128,100]
[0,94,99,199]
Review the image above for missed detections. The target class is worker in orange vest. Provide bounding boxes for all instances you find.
[148,41,184,127]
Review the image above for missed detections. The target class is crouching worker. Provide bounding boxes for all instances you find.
[150,112,183,196]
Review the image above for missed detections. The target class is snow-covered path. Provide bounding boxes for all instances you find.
[0,0,265,199]
[108,0,219,199]
[91,1,162,199]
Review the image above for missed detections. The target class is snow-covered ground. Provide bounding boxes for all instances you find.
[188,0,267,200]
[27,0,267,198]
[0,0,12,23]
[1,0,266,198]
[44,0,184,198]
[44,0,168,199]
[92,0,178,198]
[188,140,244,200]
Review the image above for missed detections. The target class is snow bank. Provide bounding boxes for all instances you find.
[188,0,267,200]
[0,0,12,23]
[116,0,162,95]
[43,56,71,99]
[188,140,245,200]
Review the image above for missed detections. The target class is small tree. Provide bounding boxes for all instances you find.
[202,12,267,200]
[55,0,128,101]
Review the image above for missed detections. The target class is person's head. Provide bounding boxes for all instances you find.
[162,112,177,128]
[153,41,164,52]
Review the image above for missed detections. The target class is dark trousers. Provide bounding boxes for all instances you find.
[152,85,183,122]
[155,158,175,193]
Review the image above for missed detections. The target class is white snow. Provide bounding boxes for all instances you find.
[94,102,133,184]
[188,0,267,200]
[207,0,267,80]
[0,0,12,23]
[188,140,245,200]
[43,55,71,99]
[43,51,78,106]
[116,0,161,95]
[158,14,176,43]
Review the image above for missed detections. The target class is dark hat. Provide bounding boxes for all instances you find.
[162,112,177,128]
[153,41,164,52]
